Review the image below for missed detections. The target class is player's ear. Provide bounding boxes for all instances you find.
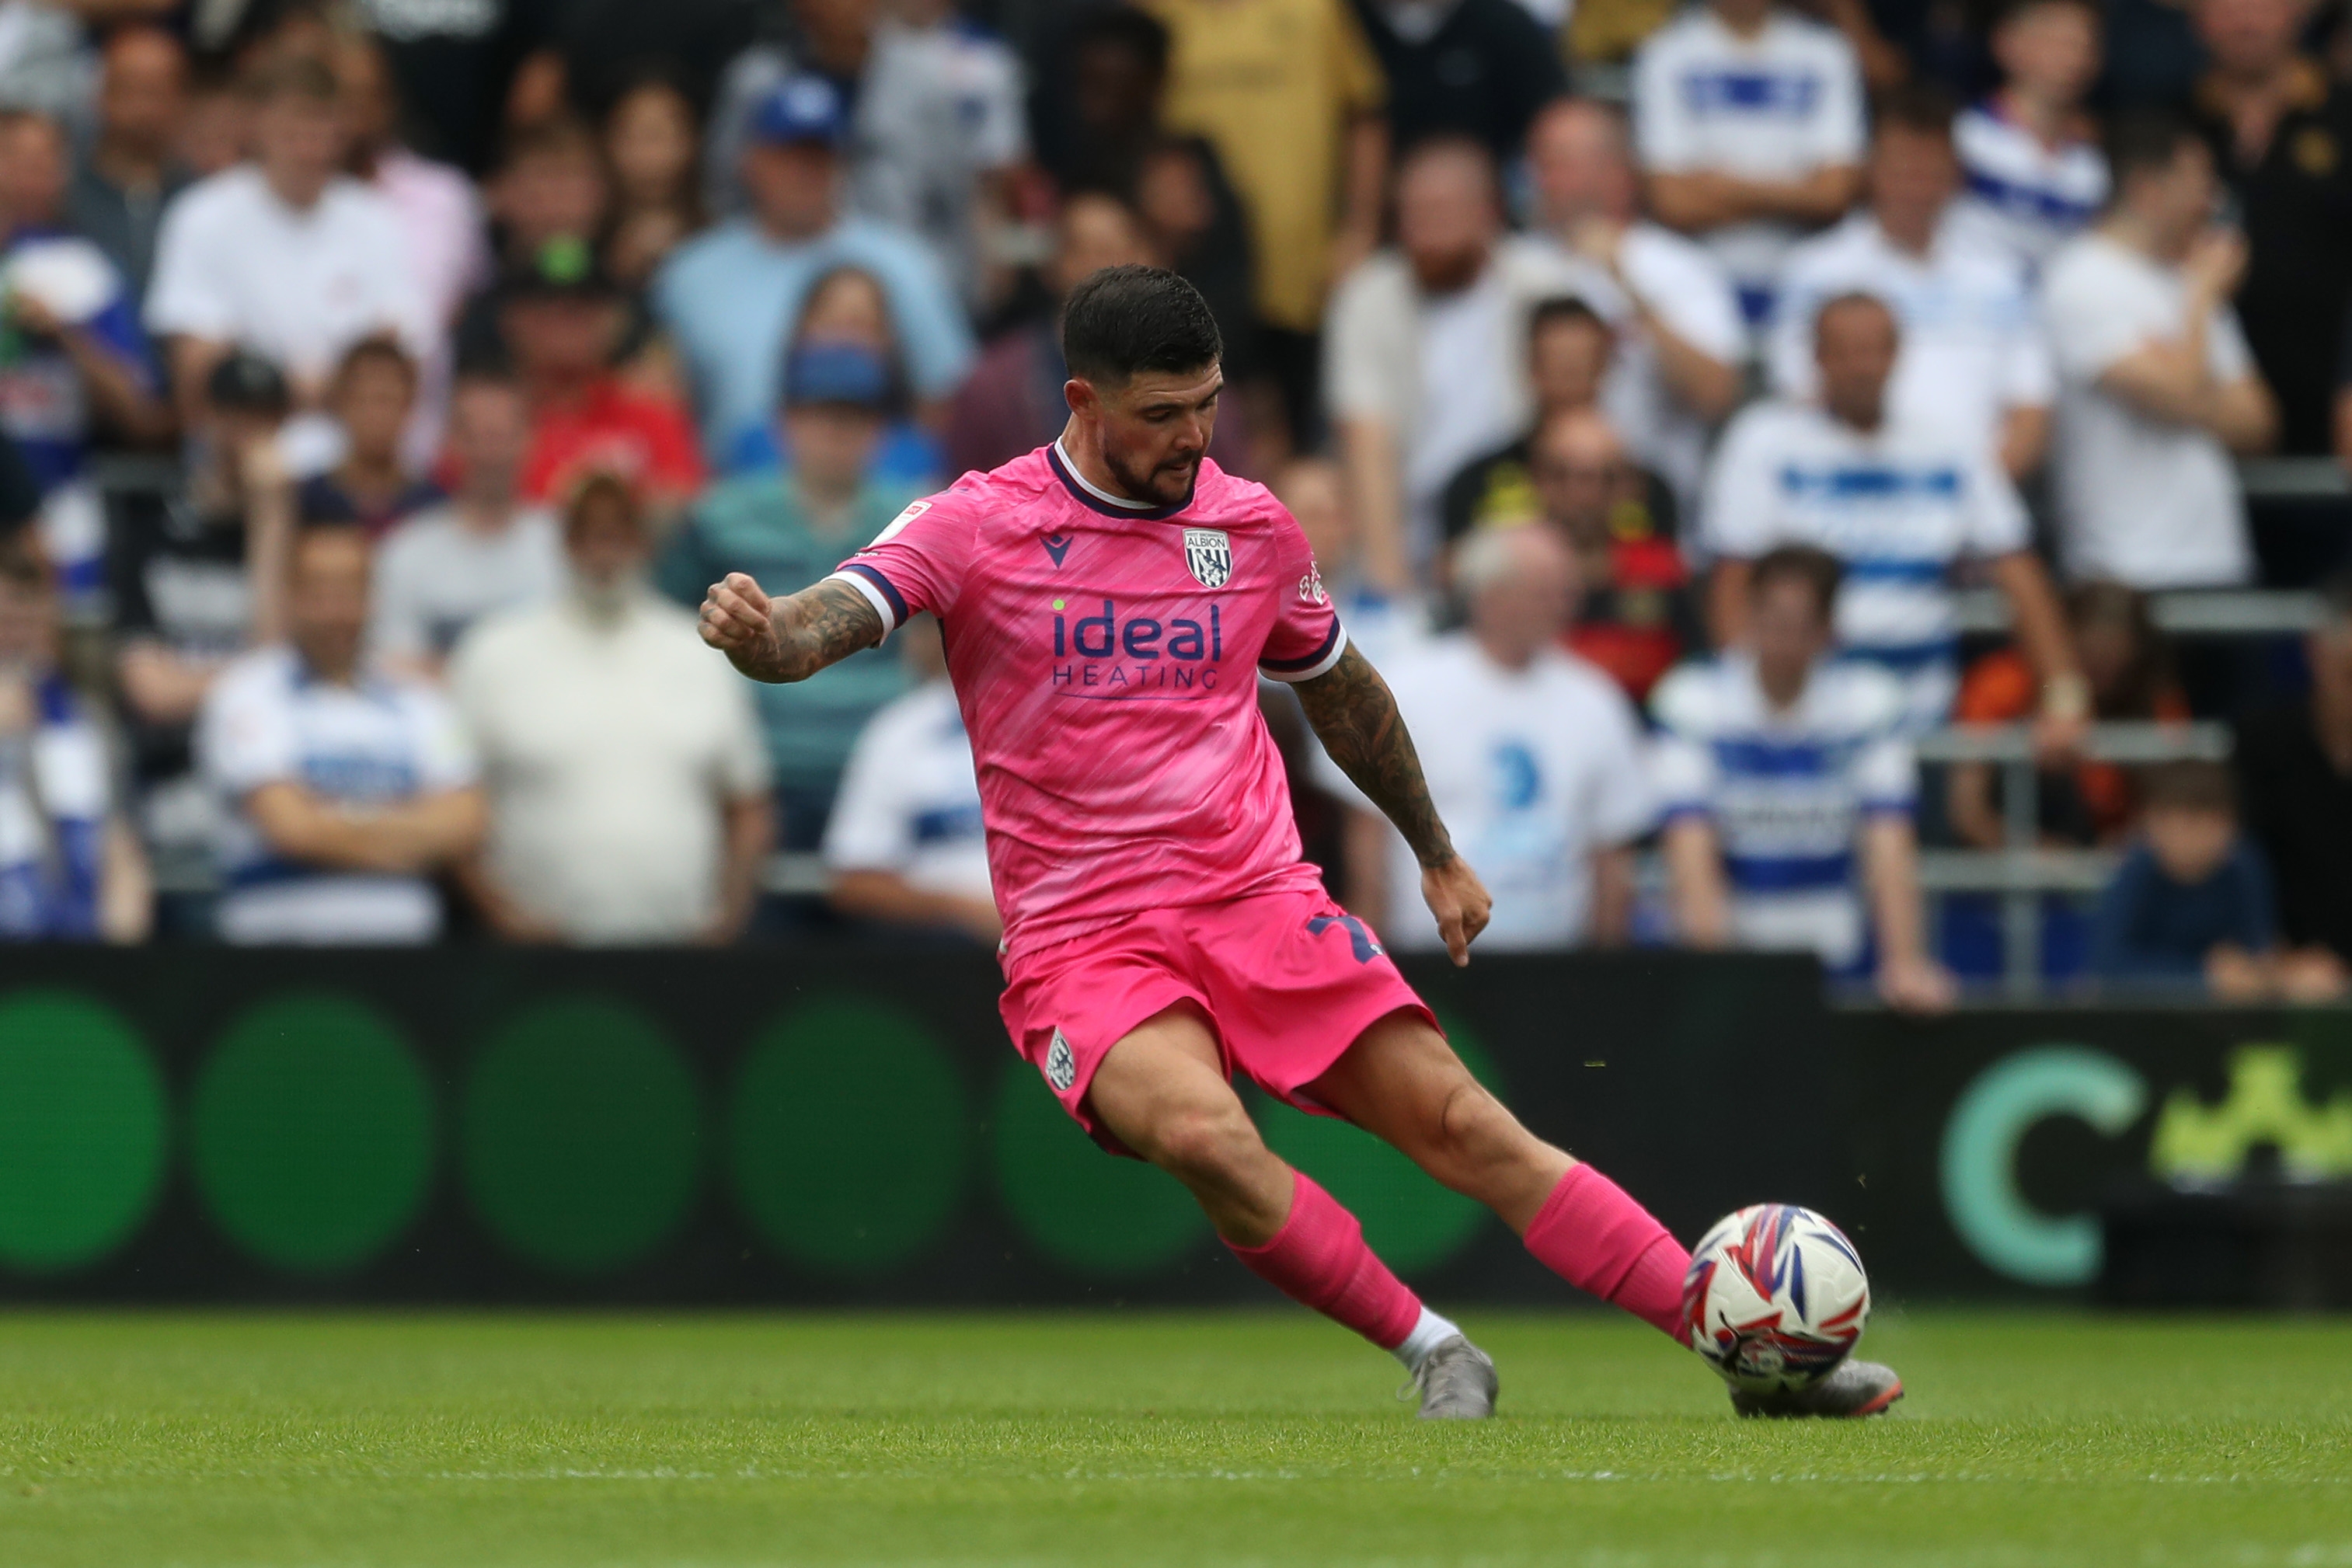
[1064,377,1099,419]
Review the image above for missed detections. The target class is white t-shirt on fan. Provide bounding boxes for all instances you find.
[1318,634,1654,950]
[2041,232,2256,588]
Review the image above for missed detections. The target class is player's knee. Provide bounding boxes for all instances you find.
[1144,1100,1266,1189]
[1426,1079,1528,1184]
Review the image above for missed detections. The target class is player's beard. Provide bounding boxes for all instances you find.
[1108,445,1202,508]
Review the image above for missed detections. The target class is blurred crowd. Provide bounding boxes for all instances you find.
[2,0,2351,1005]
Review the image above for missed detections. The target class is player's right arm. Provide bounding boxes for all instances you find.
[698,574,885,684]
[1295,642,1492,966]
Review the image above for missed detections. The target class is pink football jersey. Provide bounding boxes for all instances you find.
[829,442,1346,958]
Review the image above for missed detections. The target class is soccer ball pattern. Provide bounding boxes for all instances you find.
[1681,1204,1871,1393]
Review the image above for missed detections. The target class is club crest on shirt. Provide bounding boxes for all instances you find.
[1183,528,1232,589]
[1044,1029,1078,1092]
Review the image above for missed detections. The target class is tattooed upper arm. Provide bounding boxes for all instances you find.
[1294,643,1456,868]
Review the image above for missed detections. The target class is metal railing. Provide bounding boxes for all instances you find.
[1913,721,2234,996]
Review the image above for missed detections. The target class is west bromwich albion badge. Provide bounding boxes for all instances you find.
[1183,528,1232,589]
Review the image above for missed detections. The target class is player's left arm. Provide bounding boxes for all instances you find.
[699,574,885,683]
[1295,643,1491,965]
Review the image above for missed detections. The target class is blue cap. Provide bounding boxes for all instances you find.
[783,343,891,409]
[751,75,847,148]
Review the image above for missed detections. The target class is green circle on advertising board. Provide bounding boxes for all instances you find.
[0,991,165,1273]
[991,1059,1207,1276]
[189,992,434,1272]
[462,998,701,1274]
[1254,1013,1502,1275]
[730,998,967,1274]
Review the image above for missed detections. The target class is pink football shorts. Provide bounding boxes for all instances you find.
[998,885,1439,1154]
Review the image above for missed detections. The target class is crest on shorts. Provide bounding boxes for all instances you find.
[1183,528,1232,589]
[1044,1029,1078,1092]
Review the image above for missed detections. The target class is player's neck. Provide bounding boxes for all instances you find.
[1054,425,1157,509]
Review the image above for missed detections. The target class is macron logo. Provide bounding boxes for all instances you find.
[1040,533,1072,567]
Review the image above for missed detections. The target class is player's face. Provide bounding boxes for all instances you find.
[1088,365,1222,507]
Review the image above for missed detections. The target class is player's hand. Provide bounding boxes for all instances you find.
[699,572,782,678]
[1421,854,1491,967]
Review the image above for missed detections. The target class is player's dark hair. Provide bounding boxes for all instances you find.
[1528,294,1608,347]
[2105,111,2202,194]
[1872,82,1959,141]
[1750,545,1844,622]
[2141,758,2235,817]
[1068,5,1170,76]
[1060,264,1222,385]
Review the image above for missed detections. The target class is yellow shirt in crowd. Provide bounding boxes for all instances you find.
[1144,0,1387,335]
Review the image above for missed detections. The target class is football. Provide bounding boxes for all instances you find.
[1682,1204,1872,1393]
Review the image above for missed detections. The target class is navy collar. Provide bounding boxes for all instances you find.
[1046,441,1194,521]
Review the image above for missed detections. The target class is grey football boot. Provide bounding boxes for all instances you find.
[1407,1335,1499,1420]
[1730,1359,1904,1419]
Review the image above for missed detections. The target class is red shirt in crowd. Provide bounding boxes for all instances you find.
[521,377,705,508]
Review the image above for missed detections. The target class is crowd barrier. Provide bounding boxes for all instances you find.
[1,948,2344,1306]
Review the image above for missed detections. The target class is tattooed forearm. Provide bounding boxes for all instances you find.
[1294,643,1457,868]
[744,580,887,683]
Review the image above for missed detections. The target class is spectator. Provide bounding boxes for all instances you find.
[198,522,484,945]
[296,336,443,536]
[499,239,706,513]
[110,353,298,896]
[1132,134,1260,395]
[1325,135,1594,591]
[703,0,1029,308]
[2101,0,2209,113]
[0,540,148,942]
[1652,545,1954,1011]
[1272,452,1426,663]
[1524,98,1745,516]
[0,106,170,604]
[1442,298,1615,542]
[174,65,250,181]
[1632,0,1868,328]
[483,116,610,276]
[145,56,432,442]
[657,342,912,849]
[0,0,93,126]
[1954,0,2109,271]
[335,31,490,347]
[67,25,191,305]
[603,73,706,288]
[2042,112,2277,590]
[728,263,945,485]
[655,75,974,469]
[371,365,563,681]
[823,613,996,943]
[2236,574,2352,971]
[1950,580,2191,848]
[1324,525,1652,952]
[2089,759,2340,998]
[452,472,773,944]
[1529,407,1696,705]
[947,190,1247,480]
[1347,0,1568,166]
[1707,292,2081,732]
[1139,0,1387,444]
[1770,85,2056,480]
[2188,0,2352,458]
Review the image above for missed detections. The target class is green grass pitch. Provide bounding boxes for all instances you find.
[3,1310,2349,1566]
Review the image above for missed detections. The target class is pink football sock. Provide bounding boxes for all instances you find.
[1522,1163,1692,1343]
[1227,1169,1423,1351]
